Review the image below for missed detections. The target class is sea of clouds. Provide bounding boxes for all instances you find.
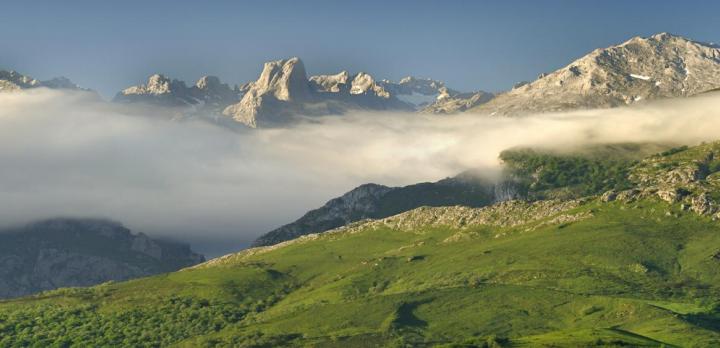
[1,89,719,256]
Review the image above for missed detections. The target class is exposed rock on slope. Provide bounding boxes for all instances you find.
[252,171,516,247]
[0,70,84,92]
[0,218,204,298]
[469,32,720,115]
[621,142,720,217]
[252,184,393,246]
[421,89,494,114]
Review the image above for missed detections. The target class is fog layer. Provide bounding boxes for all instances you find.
[1,89,719,256]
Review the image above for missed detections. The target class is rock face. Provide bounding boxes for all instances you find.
[0,70,84,92]
[469,33,720,115]
[252,184,393,246]
[114,74,242,113]
[626,142,720,218]
[381,76,447,96]
[223,57,313,127]
[0,218,204,299]
[252,171,517,247]
[378,76,494,112]
[113,58,476,127]
[223,57,414,127]
[421,89,494,114]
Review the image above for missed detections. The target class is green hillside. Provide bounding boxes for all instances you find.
[2,142,720,347]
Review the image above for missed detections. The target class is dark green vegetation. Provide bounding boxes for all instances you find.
[3,142,720,347]
[499,143,670,200]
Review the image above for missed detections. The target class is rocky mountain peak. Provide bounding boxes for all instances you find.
[122,74,179,96]
[0,70,40,90]
[469,32,720,115]
[349,72,389,98]
[195,75,222,90]
[255,57,310,101]
[115,74,241,112]
[309,71,350,93]
[222,57,312,127]
[223,57,418,127]
[0,70,84,92]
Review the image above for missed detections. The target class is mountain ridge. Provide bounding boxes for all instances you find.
[468,32,720,115]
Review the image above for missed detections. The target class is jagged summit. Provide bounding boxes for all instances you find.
[0,70,85,92]
[111,58,472,127]
[253,57,311,101]
[120,74,182,96]
[309,71,350,93]
[114,73,241,111]
[468,32,720,115]
[222,57,416,128]
[222,57,312,127]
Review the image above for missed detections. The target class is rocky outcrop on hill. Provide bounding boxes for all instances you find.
[0,218,204,298]
[469,33,720,116]
[599,142,720,218]
[207,198,585,268]
[252,171,518,247]
[251,184,393,246]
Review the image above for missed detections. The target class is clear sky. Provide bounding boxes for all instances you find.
[2,0,719,98]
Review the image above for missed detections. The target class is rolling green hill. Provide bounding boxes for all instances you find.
[2,142,720,347]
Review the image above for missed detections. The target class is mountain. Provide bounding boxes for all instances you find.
[5,141,720,346]
[222,57,415,127]
[0,218,204,299]
[468,32,720,115]
[420,89,494,114]
[0,70,85,92]
[113,59,465,128]
[253,172,516,247]
[114,74,243,114]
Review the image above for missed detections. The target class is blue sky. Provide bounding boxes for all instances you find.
[2,0,719,97]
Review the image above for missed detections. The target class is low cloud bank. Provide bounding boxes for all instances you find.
[1,89,719,255]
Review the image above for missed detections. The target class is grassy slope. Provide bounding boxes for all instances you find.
[2,198,720,347]
[2,143,720,347]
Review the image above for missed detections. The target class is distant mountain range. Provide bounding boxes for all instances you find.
[3,33,720,127]
[114,57,475,127]
[0,218,204,298]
